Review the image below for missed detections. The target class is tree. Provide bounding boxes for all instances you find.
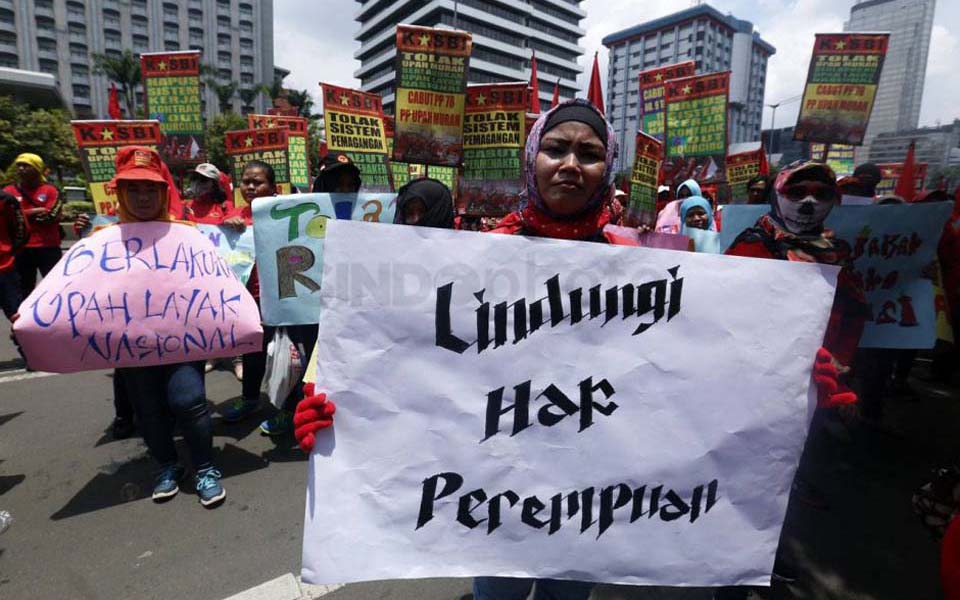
[206,80,238,113]
[238,87,262,114]
[93,50,142,117]
[286,89,318,119]
[0,95,80,186]
[263,73,287,104]
[203,111,248,174]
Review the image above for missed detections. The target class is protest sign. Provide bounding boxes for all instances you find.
[321,83,393,193]
[639,61,696,142]
[602,225,691,251]
[809,143,855,177]
[719,203,953,348]
[875,162,928,197]
[626,132,663,227]
[427,165,457,194]
[664,72,730,184]
[459,83,526,216]
[248,114,311,191]
[196,224,256,285]
[301,220,838,586]
[13,222,262,373]
[71,120,162,215]
[393,25,472,166]
[225,128,292,206]
[726,149,765,202]
[252,193,397,325]
[932,263,954,344]
[794,34,889,145]
[140,51,204,163]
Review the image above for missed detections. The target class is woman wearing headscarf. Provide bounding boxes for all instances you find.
[679,195,714,233]
[394,177,455,228]
[655,178,700,233]
[108,146,226,508]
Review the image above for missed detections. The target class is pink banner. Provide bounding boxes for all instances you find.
[14,222,263,373]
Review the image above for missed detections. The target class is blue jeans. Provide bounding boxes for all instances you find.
[473,577,594,600]
[119,362,213,471]
[0,270,21,319]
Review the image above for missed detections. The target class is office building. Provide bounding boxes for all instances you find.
[354,0,586,114]
[844,0,936,160]
[869,120,960,175]
[0,0,276,119]
[602,4,775,171]
[762,125,811,166]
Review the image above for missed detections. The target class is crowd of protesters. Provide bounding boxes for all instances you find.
[2,98,960,598]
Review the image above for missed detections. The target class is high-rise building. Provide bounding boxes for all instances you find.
[868,120,960,175]
[602,4,774,172]
[354,0,586,114]
[844,0,936,160]
[0,0,276,120]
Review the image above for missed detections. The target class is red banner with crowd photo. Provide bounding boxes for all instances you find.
[876,162,928,198]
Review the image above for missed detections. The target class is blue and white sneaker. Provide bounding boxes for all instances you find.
[152,464,184,502]
[259,410,293,436]
[222,397,260,422]
[196,467,226,508]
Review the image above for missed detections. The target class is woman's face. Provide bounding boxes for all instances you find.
[120,180,166,221]
[402,198,427,226]
[241,167,276,203]
[535,121,606,216]
[684,206,709,230]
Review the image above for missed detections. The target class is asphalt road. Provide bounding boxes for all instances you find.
[0,314,957,599]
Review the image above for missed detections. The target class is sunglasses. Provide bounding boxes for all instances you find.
[782,183,838,203]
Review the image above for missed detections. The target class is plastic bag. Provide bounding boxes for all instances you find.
[264,328,305,409]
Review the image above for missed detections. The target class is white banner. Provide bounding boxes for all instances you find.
[302,221,840,587]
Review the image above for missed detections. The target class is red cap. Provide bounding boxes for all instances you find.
[110,146,168,186]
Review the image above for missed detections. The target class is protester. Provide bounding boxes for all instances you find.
[655,184,672,215]
[746,174,772,205]
[0,191,27,322]
[311,153,362,193]
[655,178,701,233]
[107,146,225,507]
[838,162,883,200]
[3,153,63,297]
[679,195,714,233]
[394,178,455,228]
[223,160,318,437]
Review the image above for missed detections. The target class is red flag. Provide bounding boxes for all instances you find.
[108,83,123,119]
[895,141,918,202]
[551,78,560,108]
[758,143,770,176]
[587,51,604,114]
[529,50,541,114]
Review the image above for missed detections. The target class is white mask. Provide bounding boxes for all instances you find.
[775,193,834,235]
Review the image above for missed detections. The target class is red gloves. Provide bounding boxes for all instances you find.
[814,347,857,408]
[294,383,336,452]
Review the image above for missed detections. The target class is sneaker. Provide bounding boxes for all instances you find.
[152,464,185,502]
[111,417,135,440]
[195,467,226,507]
[204,360,216,373]
[259,410,293,436]
[221,397,260,422]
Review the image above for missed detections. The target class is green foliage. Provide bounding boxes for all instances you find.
[206,80,238,113]
[64,200,95,218]
[239,87,262,113]
[0,96,80,186]
[286,89,318,120]
[93,50,142,117]
[203,112,249,174]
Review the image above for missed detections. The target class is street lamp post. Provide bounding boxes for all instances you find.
[766,102,780,164]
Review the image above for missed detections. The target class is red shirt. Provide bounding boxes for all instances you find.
[190,197,238,224]
[4,183,62,248]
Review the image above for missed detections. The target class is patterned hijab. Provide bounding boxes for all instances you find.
[500,99,618,240]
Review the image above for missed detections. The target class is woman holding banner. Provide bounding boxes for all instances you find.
[109,146,226,508]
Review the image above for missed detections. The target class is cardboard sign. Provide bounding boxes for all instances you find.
[393,25,472,166]
[252,193,397,325]
[794,33,889,145]
[664,72,730,184]
[627,132,663,227]
[225,128,292,206]
[140,51,204,163]
[71,120,162,215]
[196,224,256,285]
[639,61,696,143]
[248,114,311,191]
[459,83,526,216]
[875,162,928,197]
[302,220,839,587]
[809,143,855,177]
[719,203,953,348]
[726,149,765,202]
[321,83,393,193]
[13,222,262,373]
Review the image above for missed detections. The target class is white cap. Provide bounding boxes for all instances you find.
[657,185,670,194]
[193,163,221,180]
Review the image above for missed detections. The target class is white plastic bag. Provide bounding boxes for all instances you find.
[264,328,305,409]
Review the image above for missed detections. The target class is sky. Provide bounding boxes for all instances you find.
[274,0,959,131]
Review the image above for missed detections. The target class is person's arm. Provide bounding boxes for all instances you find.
[30,186,62,223]
[3,195,28,252]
